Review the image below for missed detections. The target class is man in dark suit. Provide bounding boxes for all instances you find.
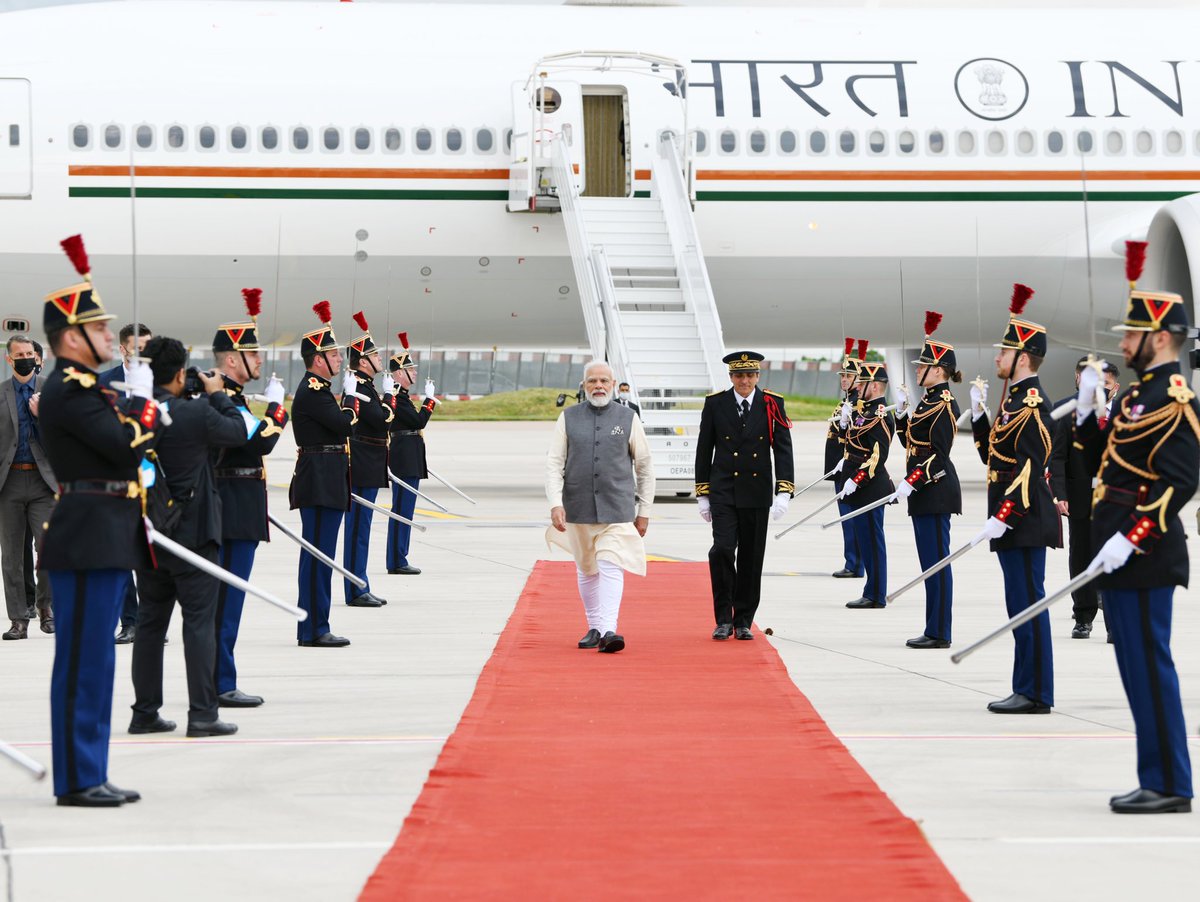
[0,334,56,639]
[99,323,152,643]
[695,351,794,640]
[129,338,247,738]
[1050,357,1119,640]
[616,381,641,418]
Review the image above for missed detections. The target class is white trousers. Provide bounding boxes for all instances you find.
[576,559,624,635]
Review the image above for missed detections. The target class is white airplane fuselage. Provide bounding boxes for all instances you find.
[1,1,1199,357]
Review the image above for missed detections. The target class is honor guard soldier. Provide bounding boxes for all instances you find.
[894,313,962,647]
[827,338,866,579]
[211,289,290,706]
[839,353,896,610]
[385,332,436,575]
[695,351,794,640]
[289,302,353,647]
[970,284,1060,714]
[341,312,391,606]
[1072,241,1196,813]
[39,235,160,806]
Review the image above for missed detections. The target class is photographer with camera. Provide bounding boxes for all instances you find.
[129,338,249,739]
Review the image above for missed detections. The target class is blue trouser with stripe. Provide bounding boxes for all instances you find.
[1103,587,1193,798]
[214,540,258,695]
[298,506,343,642]
[850,505,886,603]
[48,569,127,797]
[997,547,1053,706]
[385,479,419,570]
[343,484,377,601]
[837,499,863,575]
[912,513,953,641]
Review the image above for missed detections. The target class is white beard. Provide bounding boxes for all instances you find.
[589,392,612,408]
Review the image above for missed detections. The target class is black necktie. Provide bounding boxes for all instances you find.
[739,398,750,426]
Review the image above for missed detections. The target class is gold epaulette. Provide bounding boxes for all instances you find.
[706,390,724,397]
[62,367,97,389]
[763,389,784,398]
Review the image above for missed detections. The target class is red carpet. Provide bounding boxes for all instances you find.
[361,561,965,901]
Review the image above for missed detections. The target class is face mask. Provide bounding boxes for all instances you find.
[12,358,37,377]
[618,391,630,401]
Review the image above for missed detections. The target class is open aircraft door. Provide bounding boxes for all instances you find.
[508,77,583,212]
[0,79,31,198]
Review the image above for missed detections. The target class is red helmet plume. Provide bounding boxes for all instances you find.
[312,301,332,324]
[1009,284,1033,316]
[843,337,854,357]
[353,311,369,332]
[242,288,262,319]
[1125,240,1148,285]
[856,339,869,360]
[397,331,409,350]
[923,311,943,336]
[60,234,91,278]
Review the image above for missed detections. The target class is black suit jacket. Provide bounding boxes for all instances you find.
[1049,394,1104,517]
[694,388,795,508]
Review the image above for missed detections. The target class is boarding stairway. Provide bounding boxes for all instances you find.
[549,132,727,490]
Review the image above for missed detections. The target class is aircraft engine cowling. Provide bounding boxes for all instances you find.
[1145,196,1200,315]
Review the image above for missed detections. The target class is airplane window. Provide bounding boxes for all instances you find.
[383,128,402,152]
[535,87,561,114]
[8,125,17,147]
[1046,130,1065,154]
[292,127,310,151]
[808,130,827,154]
[1075,131,1094,154]
[166,125,185,150]
[719,130,737,153]
[897,130,916,155]
[956,130,975,155]
[446,128,464,153]
[104,125,122,149]
[693,130,707,154]
[322,127,341,151]
[778,130,797,154]
[229,126,247,151]
[198,125,216,150]
[135,125,153,150]
[1164,130,1184,155]
[1135,130,1154,154]
[353,128,371,151]
[749,130,766,154]
[71,124,90,149]
[927,130,945,155]
[986,130,1005,154]
[1105,130,1124,154]
[474,128,495,153]
[1195,131,1200,155]
[260,126,279,151]
[838,130,856,154]
[1016,130,1035,155]
[416,128,434,152]
[505,128,513,153]
[867,130,886,154]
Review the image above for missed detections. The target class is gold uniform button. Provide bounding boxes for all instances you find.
[753,453,758,458]
[733,452,738,457]
[734,471,739,477]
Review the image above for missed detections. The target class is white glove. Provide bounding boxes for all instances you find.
[1092,532,1138,574]
[1075,363,1102,424]
[423,379,439,405]
[382,374,396,397]
[342,369,359,398]
[126,360,154,401]
[833,458,845,475]
[698,496,712,523]
[838,400,853,429]
[894,479,915,499]
[839,478,860,499]
[771,493,789,521]
[969,380,989,421]
[894,384,909,417]
[264,376,285,406]
[975,516,1011,542]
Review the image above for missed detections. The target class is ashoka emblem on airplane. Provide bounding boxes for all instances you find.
[954,57,1029,121]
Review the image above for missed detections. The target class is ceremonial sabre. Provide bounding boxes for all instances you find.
[775,492,842,539]
[351,493,428,532]
[951,568,1102,664]
[267,513,366,590]
[886,533,987,604]
[821,491,897,529]
[387,472,450,513]
[146,522,306,620]
[957,220,986,429]
[425,466,477,505]
[793,466,840,502]
[0,738,47,780]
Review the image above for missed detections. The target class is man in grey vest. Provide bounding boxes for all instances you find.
[547,361,655,653]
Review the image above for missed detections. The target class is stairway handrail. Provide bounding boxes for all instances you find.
[590,244,637,406]
[653,131,727,391]
[550,136,607,362]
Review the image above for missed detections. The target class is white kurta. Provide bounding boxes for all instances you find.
[545,407,655,576]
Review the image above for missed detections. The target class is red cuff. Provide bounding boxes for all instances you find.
[266,401,289,426]
[1125,516,1159,549]
[125,397,158,431]
[905,467,925,488]
[852,468,869,485]
[994,498,1021,523]
[422,398,435,413]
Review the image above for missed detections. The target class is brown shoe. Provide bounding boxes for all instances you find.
[38,609,54,634]
[2,620,29,640]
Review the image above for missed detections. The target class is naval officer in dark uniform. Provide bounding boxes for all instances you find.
[1073,244,1195,814]
[385,332,436,576]
[695,351,794,640]
[894,313,962,647]
[40,235,160,806]
[971,284,1060,714]
[341,312,391,606]
[211,289,289,707]
[839,356,896,609]
[826,338,865,579]
[289,302,353,647]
